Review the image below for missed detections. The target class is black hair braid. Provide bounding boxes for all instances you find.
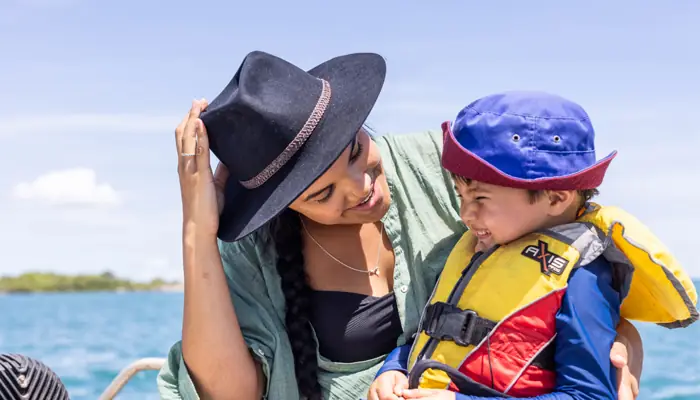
[270,208,322,400]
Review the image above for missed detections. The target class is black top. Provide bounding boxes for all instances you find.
[310,290,404,363]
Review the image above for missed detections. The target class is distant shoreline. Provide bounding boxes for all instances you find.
[0,271,184,294]
[0,286,184,295]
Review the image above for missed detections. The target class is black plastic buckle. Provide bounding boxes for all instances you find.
[423,302,479,346]
[455,309,478,346]
[422,302,447,335]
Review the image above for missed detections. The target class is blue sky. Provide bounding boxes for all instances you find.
[1,1,699,281]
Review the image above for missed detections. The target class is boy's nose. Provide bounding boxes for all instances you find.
[461,202,478,222]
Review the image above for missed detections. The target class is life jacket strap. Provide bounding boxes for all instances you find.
[420,302,497,347]
[408,359,511,397]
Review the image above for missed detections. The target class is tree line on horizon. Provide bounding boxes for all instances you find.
[0,271,180,293]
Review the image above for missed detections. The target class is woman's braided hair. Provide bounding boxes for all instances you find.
[265,126,378,399]
[269,208,322,400]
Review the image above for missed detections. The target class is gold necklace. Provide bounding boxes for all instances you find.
[300,218,384,276]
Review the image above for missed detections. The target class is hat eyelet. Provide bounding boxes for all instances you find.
[553,135,561,143]
[511,134,521,142]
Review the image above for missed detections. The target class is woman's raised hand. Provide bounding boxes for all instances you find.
[176,99,228,239]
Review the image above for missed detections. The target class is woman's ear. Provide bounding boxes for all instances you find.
[547,190,578,217]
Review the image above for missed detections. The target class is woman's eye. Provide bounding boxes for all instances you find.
[349,141,363,162]
[316,186,334,203]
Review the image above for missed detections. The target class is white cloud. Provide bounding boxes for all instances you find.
[12,168,122,207]
[2,113,180,137]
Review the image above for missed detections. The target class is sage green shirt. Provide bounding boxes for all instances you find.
[156,130,467,400]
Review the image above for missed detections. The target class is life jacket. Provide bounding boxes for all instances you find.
[406,202,698,397]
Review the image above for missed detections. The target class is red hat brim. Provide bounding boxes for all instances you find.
[441,121,617,190]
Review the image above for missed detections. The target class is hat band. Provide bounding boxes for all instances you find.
[239,79,332,189]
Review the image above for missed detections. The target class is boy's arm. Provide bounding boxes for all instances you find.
[375,343,413,377]
[403,257,621,400]
[554,257,621,399]
[547,256,621,399]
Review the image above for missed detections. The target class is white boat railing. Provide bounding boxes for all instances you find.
[98,357,166,400]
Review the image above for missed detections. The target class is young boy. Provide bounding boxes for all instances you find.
[367,91,697,400]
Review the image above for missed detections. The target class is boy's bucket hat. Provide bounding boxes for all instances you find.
[442,91,616,190]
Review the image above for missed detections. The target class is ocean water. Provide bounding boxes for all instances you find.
[0,292,181,399]
[1,290,699,399]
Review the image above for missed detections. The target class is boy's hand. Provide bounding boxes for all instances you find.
[400,388,456,400]
[368,370,409,400]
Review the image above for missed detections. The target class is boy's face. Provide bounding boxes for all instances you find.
[454,179,563,252]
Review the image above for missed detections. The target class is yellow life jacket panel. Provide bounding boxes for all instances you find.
[406,203,698,397]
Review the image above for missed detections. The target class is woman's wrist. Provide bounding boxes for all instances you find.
[183,223,219,248]
[182,230,222,276]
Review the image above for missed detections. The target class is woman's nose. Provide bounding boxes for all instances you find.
[349,171,371,198]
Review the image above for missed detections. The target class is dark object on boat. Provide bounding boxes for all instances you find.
[0,353,70,399]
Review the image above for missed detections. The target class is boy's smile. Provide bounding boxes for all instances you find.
[471,227,493,252]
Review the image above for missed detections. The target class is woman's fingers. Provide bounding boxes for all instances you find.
[176,99,207,159]
[180,100,205,174]
[195,117,211,173]
[182,101,202,155]
[175,109,190,156]
[616,364,635,400]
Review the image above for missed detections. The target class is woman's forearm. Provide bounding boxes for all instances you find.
[181,231,263,400]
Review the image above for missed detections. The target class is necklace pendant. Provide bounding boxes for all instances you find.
[369,267,380,276]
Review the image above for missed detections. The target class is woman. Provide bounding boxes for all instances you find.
[157,51,642,400]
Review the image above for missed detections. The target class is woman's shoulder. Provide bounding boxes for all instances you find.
[374,130,444,164]
[375,130,445,182]
[374,130,458,211]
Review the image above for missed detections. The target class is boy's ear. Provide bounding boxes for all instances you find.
[547,190,577,216]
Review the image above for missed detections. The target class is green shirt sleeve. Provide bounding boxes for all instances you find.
[157,234,293,400]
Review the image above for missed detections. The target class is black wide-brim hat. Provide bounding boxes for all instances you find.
[201,51,386,242]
